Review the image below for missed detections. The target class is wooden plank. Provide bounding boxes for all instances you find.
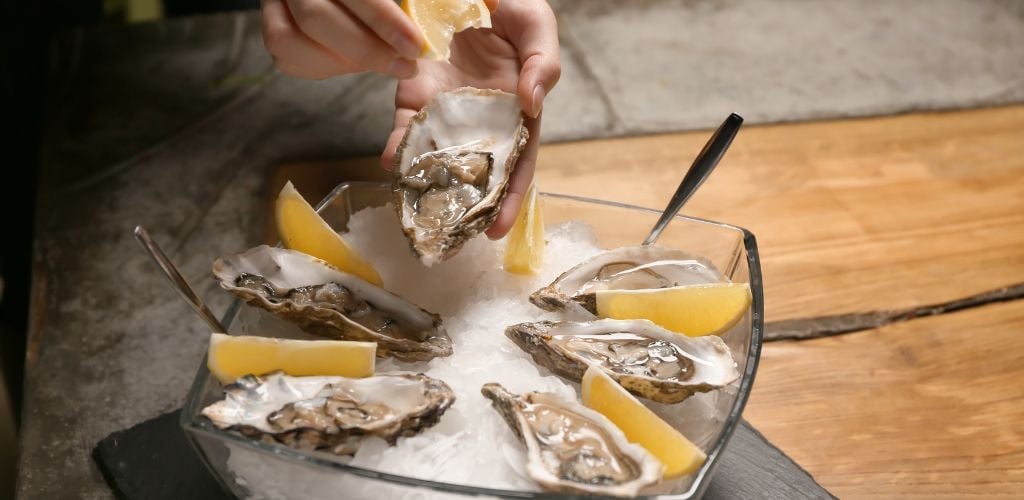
[744,300,1024,498]
[271,106,1024,322]
[538,106,1024,322]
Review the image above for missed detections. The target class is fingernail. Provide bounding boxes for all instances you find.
[530,85,545,118]
[387,58,418,79]
[392,33,422,60]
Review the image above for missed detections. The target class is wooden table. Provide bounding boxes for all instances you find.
[278,105,1024,498]
[547,106,1024,498]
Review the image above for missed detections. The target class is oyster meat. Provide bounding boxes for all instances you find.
[506,319,739,404]
[393,87,529,265]
[531,245,725,317]
[481,383,662,496]
[203,371,455,455]
[213,245,452,361]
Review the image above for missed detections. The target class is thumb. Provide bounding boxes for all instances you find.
[381,108,417,170]
[511,4,560,118]
[518,52,560,119]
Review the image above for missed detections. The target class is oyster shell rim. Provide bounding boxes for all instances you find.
[480,382,664,497]
[505,319,740,404]
[201,371,456,456]
[212,245,453,362]
[391,86,530,265]
[529,245,726,317]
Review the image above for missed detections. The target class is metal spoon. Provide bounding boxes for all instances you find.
[133,226,227,333]
[643,113,744,245]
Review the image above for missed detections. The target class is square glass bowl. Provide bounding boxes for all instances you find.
[181,181,763,499]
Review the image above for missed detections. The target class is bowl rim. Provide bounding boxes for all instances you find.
[180,181,764,499]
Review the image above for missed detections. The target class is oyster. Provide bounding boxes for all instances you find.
[506,319,739,404]
[481,383,662,496]
[213,245,452,361]
[393,87,529,266]
[530,245,725,317]
[202,371,455,455]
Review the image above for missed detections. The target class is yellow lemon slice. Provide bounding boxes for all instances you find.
[582,365,706,478]
[275,181,382,285]
[207,333,376,384]
[402,0,492,61]
[595,283,751,336]
[503,183,545,275]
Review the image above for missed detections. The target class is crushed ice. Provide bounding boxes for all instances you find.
[225,206,728,498]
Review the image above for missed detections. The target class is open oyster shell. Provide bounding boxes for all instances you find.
[202,371,455,455]
[213,245,452,361]
[506,319,739,404]
[530,245,725,317]
[481,383,662,496]
[392,87,529,266]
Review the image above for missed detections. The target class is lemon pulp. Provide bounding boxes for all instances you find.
[504,183,545,275]
[581,365,706,477]
[275,181,382,285]
[402,0,492,60]
[207,333,376,384]
[595,283,751,336]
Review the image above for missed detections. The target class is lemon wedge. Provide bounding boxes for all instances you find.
[275,181,382,285]
[503,184,544,275]
[582,365,706,478]
[595,283,751,336]
[402,0,492,61]
[207,333,376,384]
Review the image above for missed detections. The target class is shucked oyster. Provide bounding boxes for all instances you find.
[506,319,739,404]
[393,87,529,266]
[213,245,452,361]
[530,245,725,317]
[203,371,455,455]
[481,383,662,496]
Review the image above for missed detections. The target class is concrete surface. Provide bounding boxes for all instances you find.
[17,1,1024,498]
[554,0,1024,133]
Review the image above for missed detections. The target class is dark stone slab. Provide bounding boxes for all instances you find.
[93,412,831,499]
[707,422,835,500]
[93,410,230,500]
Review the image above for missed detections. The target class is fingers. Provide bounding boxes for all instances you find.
[262,0,352,79]
[338,0,424,59]
[381,108,418,170]
[508,2,560,117]
[487,114,541,239]
[284,0,418,78]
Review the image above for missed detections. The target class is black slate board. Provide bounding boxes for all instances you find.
[93,410,231,500]
[706,422,835,499]
[93,410,833,499]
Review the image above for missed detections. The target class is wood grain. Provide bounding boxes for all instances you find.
[537,106,1024,322]
[745,300,1024,498]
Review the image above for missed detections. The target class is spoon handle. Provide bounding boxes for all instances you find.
[133,226,227,333]
[643,113,744,246]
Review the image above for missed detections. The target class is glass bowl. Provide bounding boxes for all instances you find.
[181,181,764,499]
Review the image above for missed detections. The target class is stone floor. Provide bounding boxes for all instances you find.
[17,1,1024,497]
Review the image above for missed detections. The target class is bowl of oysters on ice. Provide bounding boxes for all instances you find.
[180,87,763,499]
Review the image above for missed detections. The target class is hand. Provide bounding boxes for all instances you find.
[261,0,424,79]
[380,0,561,239]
